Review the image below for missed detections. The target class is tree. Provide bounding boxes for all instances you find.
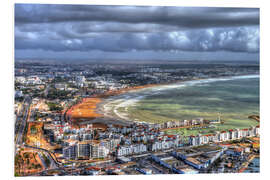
[46,102,63,111]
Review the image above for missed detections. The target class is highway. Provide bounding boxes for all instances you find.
[44,84,50,97]
[14,106,24,135]
[15,96,63,174]
[24,144,60,168]
[37,152,48,169]
[15,96,31,146]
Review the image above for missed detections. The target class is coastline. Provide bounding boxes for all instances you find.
[98,73,259,122]
[67,73,259,125]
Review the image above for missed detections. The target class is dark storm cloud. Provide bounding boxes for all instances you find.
[15,4,259,29]
[14,4,260,60]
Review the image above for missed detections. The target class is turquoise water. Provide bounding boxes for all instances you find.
[124,75,259,131]
[102,75,259,133]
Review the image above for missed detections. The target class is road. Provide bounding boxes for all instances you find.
[15,96,31,145]
[37,152,48,169]
[15,96,63,174]
[14,95,67,176]
[44,84,50,97]
[14,105,24,135]
[24,144,60,168]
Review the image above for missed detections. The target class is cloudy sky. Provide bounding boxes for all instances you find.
[15,4,260,61]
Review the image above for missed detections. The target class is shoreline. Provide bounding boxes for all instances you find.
[67,73,259,125]
[98,73,259,123]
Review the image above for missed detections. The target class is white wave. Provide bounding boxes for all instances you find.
[100,74,259,120]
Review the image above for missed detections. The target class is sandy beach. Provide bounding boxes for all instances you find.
[67,74,259,126]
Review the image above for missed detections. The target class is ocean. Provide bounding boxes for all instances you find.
[102,75,259,135]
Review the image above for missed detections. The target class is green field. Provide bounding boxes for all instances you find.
[125,106,259,136]
[163,120,258,136]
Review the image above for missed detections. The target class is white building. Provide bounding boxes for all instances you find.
[91,144,109,159]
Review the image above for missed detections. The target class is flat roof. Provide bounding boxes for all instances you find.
[186,157,202,165]
[162,157,179,165]
[195,145,222,152]
[180,167,199,173]
[153,152,171,159]
[203,151,219,159]
[117,156,131,162]
[175,148,198,154]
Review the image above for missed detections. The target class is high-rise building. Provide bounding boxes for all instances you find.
[91,143,109,159]
[77,143,90,159]
[63,144,77,160]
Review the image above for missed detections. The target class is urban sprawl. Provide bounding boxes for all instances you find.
[14,60,260,176]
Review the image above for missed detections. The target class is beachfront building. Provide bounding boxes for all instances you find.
[62,121,259,161]
[189,126,260,146]
[229,129,237,140]
[255,125,260,136]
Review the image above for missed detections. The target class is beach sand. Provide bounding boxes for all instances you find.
[66,84,161,123]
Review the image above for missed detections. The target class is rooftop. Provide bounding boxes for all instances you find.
[161,156,179,166]
[186,157,202,165]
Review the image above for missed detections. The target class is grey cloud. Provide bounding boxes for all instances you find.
[15,26,259,53]
[15,4,259,29]
[14,4,260,60]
